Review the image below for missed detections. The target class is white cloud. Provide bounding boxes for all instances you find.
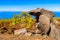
[0,6,33,11]
[0,5,60,12]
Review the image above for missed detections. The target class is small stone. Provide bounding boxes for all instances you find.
[34,34,41,37]
[14,28,27,35]
[43,35,48,39]
[24,32,32,36]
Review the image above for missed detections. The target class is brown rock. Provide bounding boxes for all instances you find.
[27,22,37,33]
[30,8,41,13]
[40,8,54,18]
[24,32,32,36]
[29,8,54,18]
[52,19,60,29]
[14,28,27,35]
[50,23,60,40]
[27,22,41,34]
[38,15,50,35]
[34,34,41,37]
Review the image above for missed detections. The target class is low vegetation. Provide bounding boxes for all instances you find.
[0,12,36,34]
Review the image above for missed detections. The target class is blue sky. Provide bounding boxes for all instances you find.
[0,0,60,11]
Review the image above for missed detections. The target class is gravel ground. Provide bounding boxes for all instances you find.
[0,34,54,40]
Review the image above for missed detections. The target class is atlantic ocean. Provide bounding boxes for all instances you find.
[0,11,60,19]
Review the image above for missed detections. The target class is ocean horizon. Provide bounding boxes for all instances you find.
[0,11,60,19]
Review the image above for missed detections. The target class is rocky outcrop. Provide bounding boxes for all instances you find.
[13,8,60,40]
[29,8,53,35]
[29,8,60,40]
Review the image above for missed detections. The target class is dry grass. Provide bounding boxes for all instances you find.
[0,34,54,40]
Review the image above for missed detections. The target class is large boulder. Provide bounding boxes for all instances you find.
[37,15,50,35]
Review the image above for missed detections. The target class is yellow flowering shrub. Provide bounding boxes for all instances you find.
[8,11,36,29]
[19,12,36,29]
